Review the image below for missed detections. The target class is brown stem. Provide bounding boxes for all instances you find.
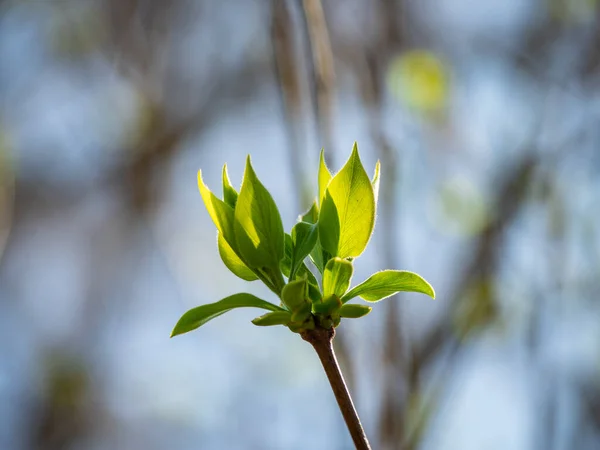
[301,327,371,450]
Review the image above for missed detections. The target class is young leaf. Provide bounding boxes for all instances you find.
[338,304,372,319]
[312,294,342,316]
[319,143,376,259]
[300,201,319,224]
[318,149,333,206]
[217,232,258,281]
[171,293,284,337]
[342,270,435,303]
[198,170,236,246]
[281,278,309,312]
[322,257,353,298]
[290,221,318,279]
[252,311,292,326]
[222,164,238,208]
[372,160,381,205]
[234,156,285,270]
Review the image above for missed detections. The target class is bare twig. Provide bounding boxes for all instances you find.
[301,327,372,450]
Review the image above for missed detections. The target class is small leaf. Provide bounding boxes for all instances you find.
[338,304,372,319]
[252,311,292,326]
[217,232,258,281]
[290,221,318,279]
[198,170,236,246]
[342,270,435,303]
[372,160,381,205]
[319,143,376,259]
[322,257,353,298]
[282,234,320,300]
[234,156,285,270]
[171,293,284,337]
[281,278,309,312]
[312,294,342,316]
[222,164,238,208]
[318,149,333,206]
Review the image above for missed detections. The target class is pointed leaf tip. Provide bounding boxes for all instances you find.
[342,270,435,303]
[170,293,284,337]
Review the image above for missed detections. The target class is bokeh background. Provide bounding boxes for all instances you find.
[1,0,599,449]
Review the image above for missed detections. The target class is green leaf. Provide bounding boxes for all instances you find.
[222,164,238,208]
[234,156,285,270]
[281,278,309,312]
[217,232,258,281]
[282,234,320,296]
[322,257,353,298]
[342,270,435,303]
[312,294,342,316]
[290,221,318,279]
[171,293,284,337]
[318,149,333,206]
[372,160,381,205]
[300,201,319,224]
[252,311,292,326]
[338,304,372,319]
[318,142,376,259]
[198,170,236,246]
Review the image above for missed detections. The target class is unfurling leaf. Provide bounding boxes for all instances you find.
[342,270,435,303]
[319,142,376,259]
[281,234,321,302]
[290,221,318,279]
[234,156,285,271]
[312,294,342,316]
[339,304,372,319]
[322,257,353,298]
[281,278,309,312]
[222,164,238,208]
[252,310,292,326]
[198,170,236,247]
[171,293,284,337]
[318,149,332,206]
[217,232,258,281]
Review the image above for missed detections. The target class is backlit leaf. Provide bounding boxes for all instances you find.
[222,164,238,208]
[318,149,332,206]
[234,156,285,270]
[322,257,353,298]
[171,293,284,337]
[198,170,236,246]
[217,232,258,281]
[319,143,376,259]
[342,270,435,303]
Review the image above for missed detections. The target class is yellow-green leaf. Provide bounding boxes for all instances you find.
[198,170,236,247]
[342,270,435,303]
[322,257,353,298]
[318,149,332,206]
[281,278,309,312]
[222,164,238,208]
[234,156,285,270]
[319,143,376,258]
[170,293,284,337]
[217,232,258,281]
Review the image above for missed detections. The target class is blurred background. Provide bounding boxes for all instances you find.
[0,0,599,449]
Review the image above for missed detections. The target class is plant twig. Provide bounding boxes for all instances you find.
[301,327,371,450]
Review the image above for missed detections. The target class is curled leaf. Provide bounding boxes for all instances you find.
[322,257,353,298]
[217,232,258,281]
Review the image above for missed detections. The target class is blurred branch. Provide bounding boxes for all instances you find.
[299,0,337,165]
[270,0,309,211]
